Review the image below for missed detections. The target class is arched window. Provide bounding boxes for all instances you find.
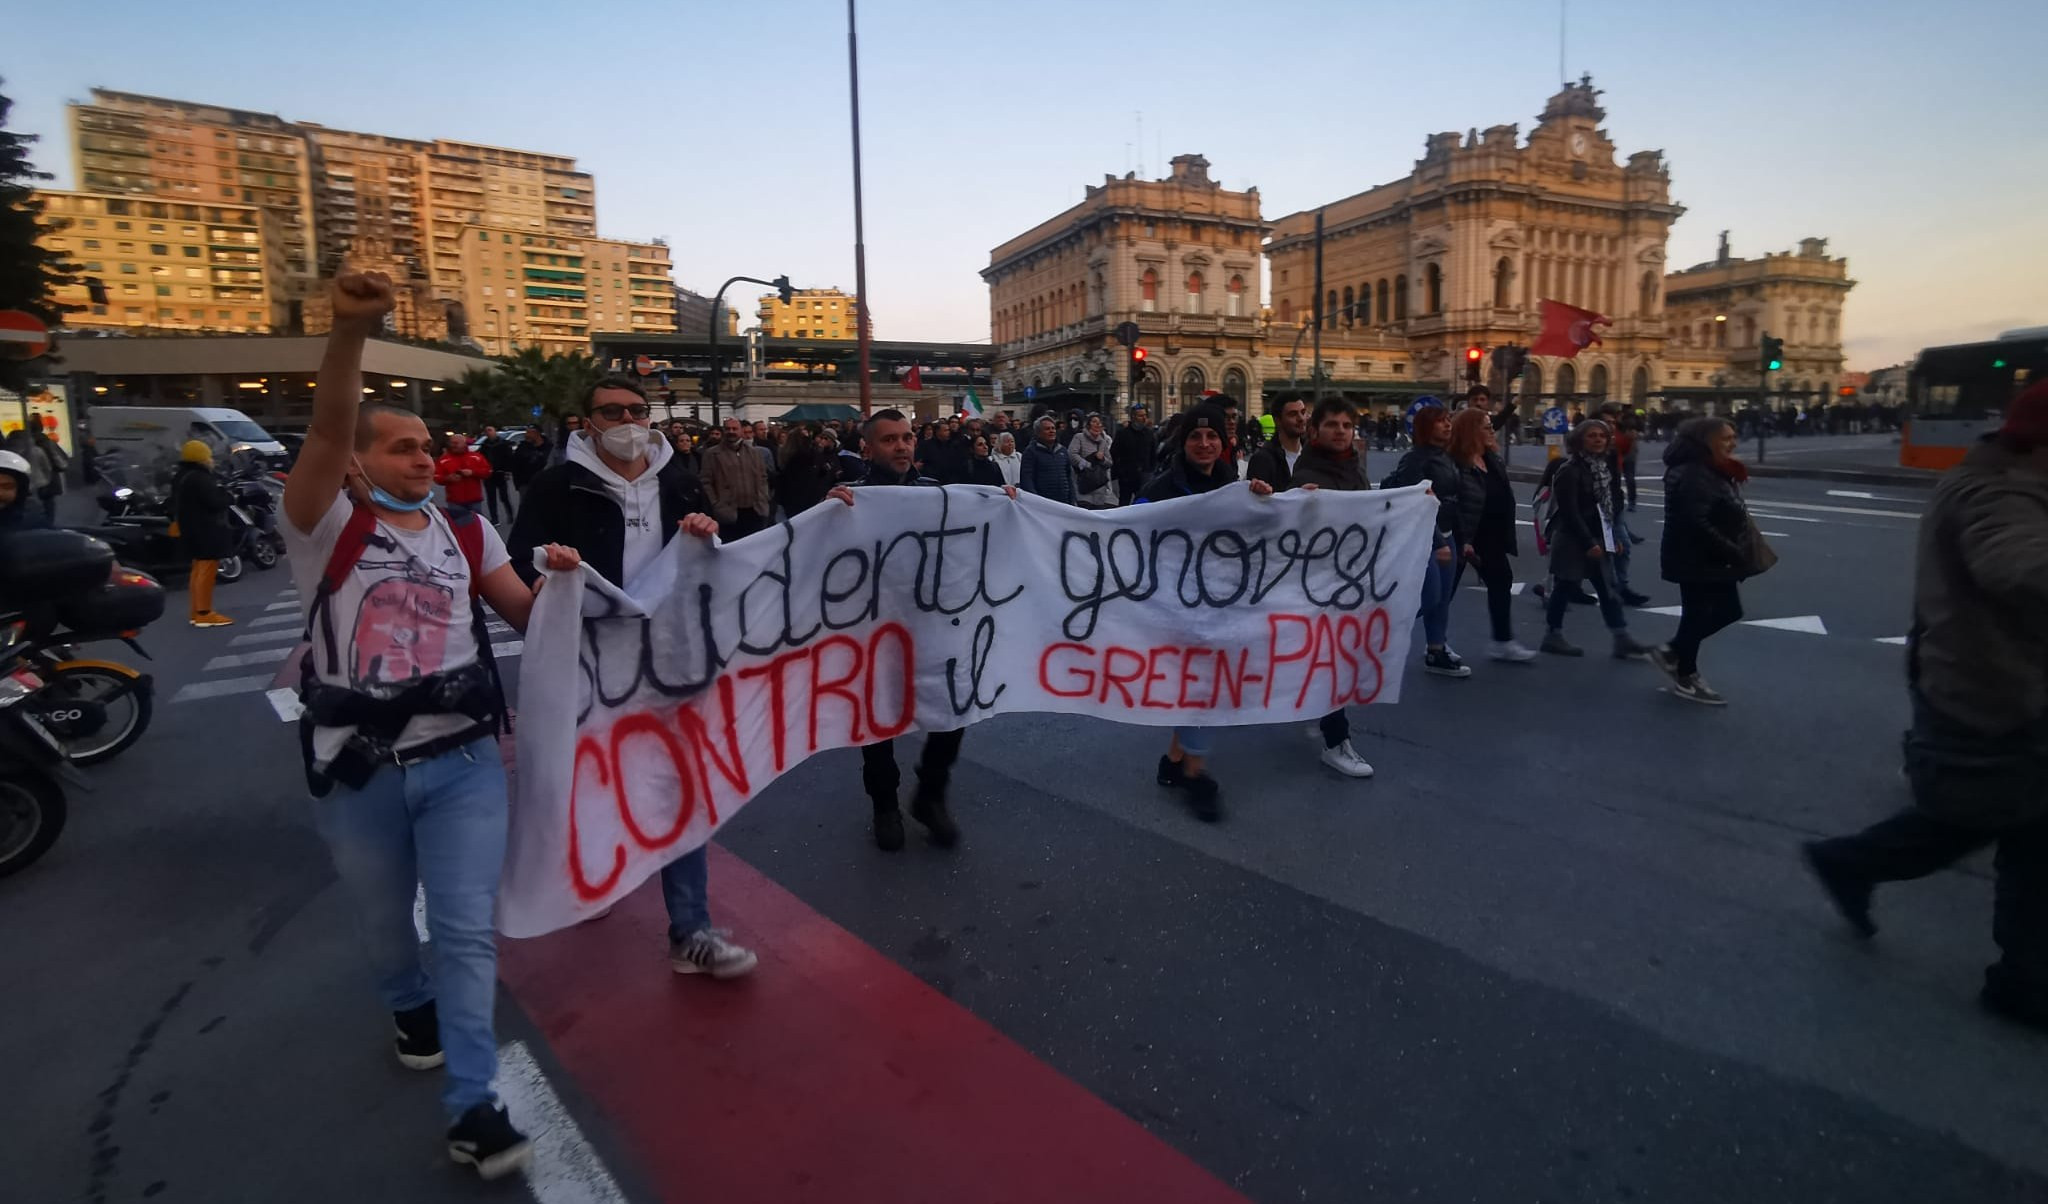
[1140,268,1158,313]
[1031,374,1044,389]
[1394,274,1408,320]
[1342,285,1355,326]
[1714,321,1727,350]
[1425,263,1443,314]
[1050,370,1064,386]
[1279,298,1294,325]
[1324,289,1338,327]
[1556,361,1577,398]
[1185,271,1204,314]
[1136,365,1163,410]
[1180,364,1206,401]
[1376,278,1389,325]
[1222,365,1248,403]
[1226,274,1245,317]
[1631,364,1650,404]
[1589,363,1609,400]
[1523,359,1543,403]
[1493,257,1514,308]
[1638,271,1657,316]
[1741,316,1756,346]
[1826,313,1838,341]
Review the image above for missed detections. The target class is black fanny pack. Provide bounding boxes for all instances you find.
[298,658,501,795]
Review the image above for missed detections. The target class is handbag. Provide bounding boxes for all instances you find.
[1742,512,1779,577]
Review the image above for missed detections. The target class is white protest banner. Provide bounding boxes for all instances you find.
[500,483,1437,937]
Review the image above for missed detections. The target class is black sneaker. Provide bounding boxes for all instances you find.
[1157,754,1186,788]
[1620,589,1653,607]
[1801,842,1876,939]
[1647,644,1682,685]
[393,1000,443,1071]
[872,804,905,852]
[1184,774,1222,822]
[446,1102,532,1181]
[909,772,960,848]
[1424,648,1471,678]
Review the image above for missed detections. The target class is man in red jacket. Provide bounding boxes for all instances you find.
[434,434,492,517]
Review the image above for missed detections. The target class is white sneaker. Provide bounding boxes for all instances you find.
[1488,640,1537,663]
[669,928,759,978]
[1319,739,1375,778]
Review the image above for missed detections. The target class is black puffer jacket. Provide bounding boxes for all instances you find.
[1457,452,1518,557]
[171,462,236,560]
[506,454,709,588]
[1381,444,1462,547]
[1137,455,1233,503]
[1288,444,1366,492]
[1659,433,1751,584]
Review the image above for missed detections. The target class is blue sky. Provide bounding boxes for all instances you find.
[7,0,2044,368]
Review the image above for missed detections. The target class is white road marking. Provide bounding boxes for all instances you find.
[496,1040,630,1204]
[1744,511,1825,524]
[265,688,304,722]
[1828,490,1876,499]
[264,601,300,611]
[169,674,275,703]
[1637,605,1686,616]
[203,646,296,671]
[493,640,524,659]
[1732,498,1919,519]
[230,628,306,646]
[249,613,302,628]
[1875,636,1910,645]
[1744,615,1829,635]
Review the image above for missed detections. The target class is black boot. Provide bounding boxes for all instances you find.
[872,797,905,851]
[910,768,960,848]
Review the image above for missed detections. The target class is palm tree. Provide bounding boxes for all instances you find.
[496,347,601,420]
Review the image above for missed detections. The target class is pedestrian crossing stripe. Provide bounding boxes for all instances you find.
[264,601,299,611]
[249,613,302,628]
[1742,614,1828,635]
[1875,636,1909,645]
[174,636,527,707]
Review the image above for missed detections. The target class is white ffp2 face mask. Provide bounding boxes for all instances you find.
[598,423,651,460]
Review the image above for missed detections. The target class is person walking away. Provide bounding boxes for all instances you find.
[853,409,1014,849]
[1648,418,1761,704]
[1019,416,1079,504]
[1802,381,2048,1035]
[1381,405,1469,677]
[992,432,1023,487]
[171,439,237,628]
[282,270,585,1178]
[1069,413,1118,509]
[0,449,48,531]
[1538,420,1654,661]
[1286,398,1376,777]
[509,375,776,979]
[434,434,491,519]
[1615,411,1641,511]
[967,434,1005,487]
[31,428,69,522]
[477,426,514,525]
[1247,397,1307,492]
[1110,405,1157,505]
[1140,404,1276,819]
[1447,407,1535,663]
[701,417,772,542]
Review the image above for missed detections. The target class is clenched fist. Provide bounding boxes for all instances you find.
[331,271,395,331]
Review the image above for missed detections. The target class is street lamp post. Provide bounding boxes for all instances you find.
[707,274,791,427]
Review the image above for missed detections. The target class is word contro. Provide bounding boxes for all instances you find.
[1058,519,1404,641]
[579,490,1021,721]
[1037,609,1395,712]
[566,622,916,899]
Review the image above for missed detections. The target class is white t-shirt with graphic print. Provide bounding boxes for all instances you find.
[283,493,510,766]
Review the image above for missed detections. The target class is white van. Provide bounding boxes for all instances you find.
[89,406,286,470]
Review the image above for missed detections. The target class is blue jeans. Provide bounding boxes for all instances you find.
[311,736,507,1123]
[1546,558,1628,633]
[660,846,711,943]
[1419,551,1456,647]
[1173,726,1214,757]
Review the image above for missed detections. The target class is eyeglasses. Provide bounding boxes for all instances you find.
[591,403,652,422]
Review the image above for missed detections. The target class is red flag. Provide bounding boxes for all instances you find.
[1529,300,1608,359]
[903,363,923,391]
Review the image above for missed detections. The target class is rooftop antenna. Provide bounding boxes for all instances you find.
[1135,111,1144,177]
[1559,0,1568,85]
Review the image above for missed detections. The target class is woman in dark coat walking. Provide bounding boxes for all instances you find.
[1447,407,1534,662]
[1539,419,1652,661]
[1649,417,1756,705]
[1381,405,1468,677]
[171,439,236,627]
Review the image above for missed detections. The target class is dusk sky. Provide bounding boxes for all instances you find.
[7,0,2043,369]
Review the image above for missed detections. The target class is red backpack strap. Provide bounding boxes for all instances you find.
[321,501,379,595]
[441,505,486,598]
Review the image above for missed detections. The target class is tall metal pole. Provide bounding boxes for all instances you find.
[847,0,874,417]
[1311,208,1325,404]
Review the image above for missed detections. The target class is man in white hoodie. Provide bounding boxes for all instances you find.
[507,376,765,978]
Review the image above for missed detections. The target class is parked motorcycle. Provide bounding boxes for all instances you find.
[5,567,164,767]
[76,479,249,583]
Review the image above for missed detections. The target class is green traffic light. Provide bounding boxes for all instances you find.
[1767,358,1782,371]
[1993,358,2008,369]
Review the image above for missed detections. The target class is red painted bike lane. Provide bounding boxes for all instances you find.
[498,844,1252,1204]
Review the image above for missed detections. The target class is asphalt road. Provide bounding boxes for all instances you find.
[5,477,2044,1204]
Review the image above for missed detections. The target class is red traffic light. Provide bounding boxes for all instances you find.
[1465,345,1483,363]
[1132,346,1148,362]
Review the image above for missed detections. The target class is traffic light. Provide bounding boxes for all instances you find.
[1760,333,1784,373]
[773,275,794,305]
[698,376,716,398]
[1492,344,1528,382]
[1129,345,1147,395]
[1464,345,1484,384]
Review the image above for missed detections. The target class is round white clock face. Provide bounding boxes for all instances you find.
[1570,132,1588,156]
